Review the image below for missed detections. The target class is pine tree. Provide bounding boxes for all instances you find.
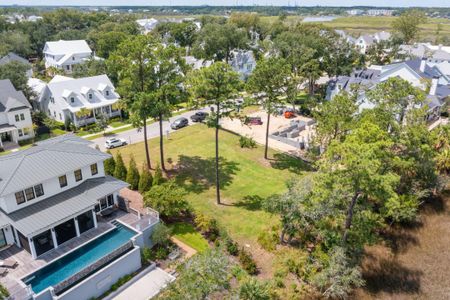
[153,164,164,186]
[104,150,116,176]
[114,152,127,181]
[139,165,153,193]
[126,155,140,190]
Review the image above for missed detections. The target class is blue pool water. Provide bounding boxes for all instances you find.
[23,223,137,294]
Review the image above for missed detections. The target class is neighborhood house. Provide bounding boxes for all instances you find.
[30,74,121,127]
[43,40,93,73]
[0,79,34,150]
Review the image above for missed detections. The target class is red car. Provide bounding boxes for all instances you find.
[284,111,295,119]
[245,117,263,125]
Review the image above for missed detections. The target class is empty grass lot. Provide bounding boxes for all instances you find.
[111,124,310,243]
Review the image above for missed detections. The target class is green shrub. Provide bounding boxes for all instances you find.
[0,283,9,298]
[141,247,153,264]
[155,246,170,260]
[18,138,34,146]
[239,135,257,148]
[194,213,220,240]
[126,155,140,190]
[239,248,258,275]
[225,238,239,256]
[110,274,132,291]
[153,164,163,186]
[257,227,279,252]
[113,152,127,181]
[239,278,270,300]
[151,223,172,246]
[104,151,116,176]
[138,165,153,193]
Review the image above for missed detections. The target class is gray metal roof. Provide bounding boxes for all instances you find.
[1,176,128,236]
[0,79,31,113]
[0,52,31,66]
[0,134,110,196]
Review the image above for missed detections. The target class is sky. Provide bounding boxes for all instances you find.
[1,0,449,7]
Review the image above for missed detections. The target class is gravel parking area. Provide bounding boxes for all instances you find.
[221,110,315,156]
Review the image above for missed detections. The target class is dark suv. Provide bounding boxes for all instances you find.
[190,111,209,122]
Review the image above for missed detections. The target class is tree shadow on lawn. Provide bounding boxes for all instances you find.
[269,152,313,175]
[234,195,264,211]
[362,254,423,295]
[174,155,240,194]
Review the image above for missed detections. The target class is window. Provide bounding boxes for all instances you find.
[90,163,98,175]
[23,128,29,136]
[88,93,93,100]
[15,191,25,204]
[72,56,75,61]
[18,129,23,137]
[105,90,110,96]
[34,184,44,197]
[48,109,51,115]
[100,197,107,210]
[53,111,56,117]
[20,114,25,121]
[74,169,82,182]
[66,65,70,70]
[70,97,75,103]
[25,187,35,201]
[107,194,114,206]
[15,115,19,122]
[59,175,68,188]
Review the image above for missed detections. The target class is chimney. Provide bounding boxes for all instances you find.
[420,57,427,73]
[430,76,439,96]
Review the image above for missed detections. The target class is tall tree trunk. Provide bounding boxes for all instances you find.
[159,113,165,171]
[342,191,361,244]
[215,104,221,205]
[143,118,152,170]
[280,228,286,244]
[264,112,271,160]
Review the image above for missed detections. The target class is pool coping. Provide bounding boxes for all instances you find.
[21,220,140,297]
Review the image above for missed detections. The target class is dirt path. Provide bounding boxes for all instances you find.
[171,237,197,258]
[355,193,450,300]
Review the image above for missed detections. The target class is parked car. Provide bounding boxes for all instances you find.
[171,117,189,130]
[284,110,296,119]
[105,138,127,149]
[190,111,209,122]
[245,116,263,125]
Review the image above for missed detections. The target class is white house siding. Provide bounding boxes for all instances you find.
[6,108,34,141]
[1,163,105,214]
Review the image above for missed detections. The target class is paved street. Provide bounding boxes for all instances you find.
[92,107,212,151]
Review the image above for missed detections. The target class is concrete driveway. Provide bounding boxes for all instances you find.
[112,267,175,300]
[92,107,213,151]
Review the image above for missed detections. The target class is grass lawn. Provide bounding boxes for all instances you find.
[170,222,209,253]
[111,124,310,243]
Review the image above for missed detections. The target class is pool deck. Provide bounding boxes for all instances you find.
[0,210,156,299]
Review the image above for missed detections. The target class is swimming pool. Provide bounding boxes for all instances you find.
[23,222,137,294]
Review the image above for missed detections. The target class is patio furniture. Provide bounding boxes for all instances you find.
[0,268,8,276]
[0,259,18,268]
[100,207,115,218]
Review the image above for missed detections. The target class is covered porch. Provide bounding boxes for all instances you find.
[0,124,19,150]
[71,104,121,127]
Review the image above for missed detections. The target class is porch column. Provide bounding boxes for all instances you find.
[51,228,58,249]
[29,238,37,259]
[74,217,81,237]
[92,210,98,228]
[13,227,20,247]
[109,105,113,117]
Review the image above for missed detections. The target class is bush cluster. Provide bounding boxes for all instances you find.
[239,135,257,148]
[238,248,258,275]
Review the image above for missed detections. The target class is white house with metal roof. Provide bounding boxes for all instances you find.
[43,40,93,73]
[0,79,34,150]
[0,135,129,258]
[31,74,121,127]
[0,134,160,300]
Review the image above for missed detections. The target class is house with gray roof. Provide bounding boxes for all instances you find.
[326,58,450,121]
[0,134,161,299]
[229,50,257,80]
[43,40,92,73]
[30,74,121,127]
[0,53,32,78]
[0,79,34,150]
[355,31,391,54]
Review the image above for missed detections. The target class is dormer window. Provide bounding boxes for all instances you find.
[88,93,93,100]
[70,97,75,103]
[105,90,110,96]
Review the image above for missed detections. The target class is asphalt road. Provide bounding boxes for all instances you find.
[93,106,213,151]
